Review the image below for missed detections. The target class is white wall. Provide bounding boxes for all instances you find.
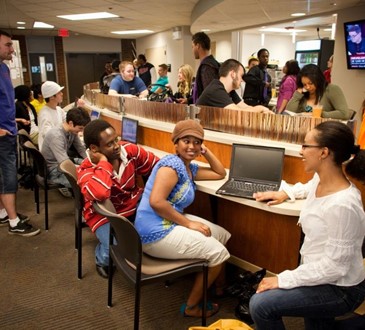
[332,4,365,125]
[240,33,295,68]
[137,29,190,91]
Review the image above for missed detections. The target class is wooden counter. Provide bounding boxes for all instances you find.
[80,98,364,274]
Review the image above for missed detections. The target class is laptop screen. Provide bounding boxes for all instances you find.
[121,117,138,144]
[90,110,101,121]
[230,144,285,183]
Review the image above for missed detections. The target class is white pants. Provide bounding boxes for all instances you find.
[142,214,231,267]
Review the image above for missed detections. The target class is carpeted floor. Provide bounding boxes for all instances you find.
[0,187,327,330]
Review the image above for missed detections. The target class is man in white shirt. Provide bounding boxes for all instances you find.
[37,81,66,149]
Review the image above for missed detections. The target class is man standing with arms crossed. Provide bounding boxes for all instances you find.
[0,30,40,236]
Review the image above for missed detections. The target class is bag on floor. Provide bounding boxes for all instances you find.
[189,318,254,330]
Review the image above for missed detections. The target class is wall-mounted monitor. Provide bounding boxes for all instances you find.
[121,117,139,144]
[344,19,365,69]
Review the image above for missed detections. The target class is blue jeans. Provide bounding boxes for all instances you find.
[47,167,71,188]
[95,222,110,267]
[0,135,17,193]
[249,280,365,330]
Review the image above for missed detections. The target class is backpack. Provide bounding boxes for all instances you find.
[18,165,34,190]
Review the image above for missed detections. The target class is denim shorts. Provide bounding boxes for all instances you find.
[0,135,18,194]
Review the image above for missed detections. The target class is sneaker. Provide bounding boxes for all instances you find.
[0,213,30,227]
[8,221,40,237]
[58,187,73,198]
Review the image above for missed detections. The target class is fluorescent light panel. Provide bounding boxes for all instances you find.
[57,12,118,20]
[111,29,153,35]
[259,27,306,33]
[33,21,54,28]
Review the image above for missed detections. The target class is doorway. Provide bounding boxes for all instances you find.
[66,53,119,102]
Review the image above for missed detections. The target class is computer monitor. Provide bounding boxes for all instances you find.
[121,117,139,144]
[90,109,101,121]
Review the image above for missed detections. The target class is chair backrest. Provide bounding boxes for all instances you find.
[94,200,141,267]
[22,140,47,179]
[18,129,33,146]
[59,159,83,209]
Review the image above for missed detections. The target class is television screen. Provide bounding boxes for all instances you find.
[344,19,365,69]
[121,117,138,144]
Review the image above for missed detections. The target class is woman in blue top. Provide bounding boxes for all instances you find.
[135,119,231,318]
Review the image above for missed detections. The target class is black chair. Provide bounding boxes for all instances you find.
[21,141,64,230]
[59,159,84,279]
[17,129,32,168]
[93,200,209,330]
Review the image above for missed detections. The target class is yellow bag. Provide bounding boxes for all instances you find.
[188,318,254,330]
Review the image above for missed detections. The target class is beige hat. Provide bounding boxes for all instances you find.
[41,81,64,99]
[171,119,204,143]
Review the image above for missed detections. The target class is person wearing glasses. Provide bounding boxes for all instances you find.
[250,120,365,329]
[347,24,365,55]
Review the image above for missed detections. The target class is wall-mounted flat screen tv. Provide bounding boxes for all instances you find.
[344,19,365,69]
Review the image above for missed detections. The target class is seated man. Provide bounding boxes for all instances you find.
[197,58,271,113]
[37,81,65,149]
[41,107,90,194]
[108,61,148,98]
[150,63,169,94]
[77,119,159,278]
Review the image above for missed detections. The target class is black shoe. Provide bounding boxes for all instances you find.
[235,299,254,325]
[96,265,115,279]
[96,265,109,278]
[0,213,30,227]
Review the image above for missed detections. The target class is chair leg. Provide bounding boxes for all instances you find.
[34,185,40,214]
[107,257,113,307]
[44,187,49,230]
[77,211,82,280]
[134,279,141,330]
[201,265,208,326]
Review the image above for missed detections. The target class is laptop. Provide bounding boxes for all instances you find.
[121,117,139,144]
[216,144,285,199]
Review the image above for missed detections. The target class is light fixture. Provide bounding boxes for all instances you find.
[17,22,26,25]
[111,29,153,35]
[259,27,306,33]
[201,29,210,32]
[33,22,54,28]
[17,27,25,30]
[291,13,306,17]
[57,12,118,20]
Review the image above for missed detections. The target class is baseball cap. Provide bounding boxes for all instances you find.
[41,81,64,99]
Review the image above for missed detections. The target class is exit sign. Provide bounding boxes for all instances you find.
[58,29,69,37]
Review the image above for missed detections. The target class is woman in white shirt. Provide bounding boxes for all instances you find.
[251,120,365,329]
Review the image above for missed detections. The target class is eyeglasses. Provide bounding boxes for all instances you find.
[302,144,322,149]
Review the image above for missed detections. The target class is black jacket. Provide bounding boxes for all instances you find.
[243,65,272,106]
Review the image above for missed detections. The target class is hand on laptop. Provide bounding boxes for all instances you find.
[253,190,289,206]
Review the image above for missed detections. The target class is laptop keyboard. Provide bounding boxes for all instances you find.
[225,180,277,193]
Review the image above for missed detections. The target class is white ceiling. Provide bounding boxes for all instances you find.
[0,0,364,39]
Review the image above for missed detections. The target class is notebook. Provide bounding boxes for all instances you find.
[216,143,285,199]
[121,117,139,144]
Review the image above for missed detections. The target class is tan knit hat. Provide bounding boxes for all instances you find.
[171,119,204,143]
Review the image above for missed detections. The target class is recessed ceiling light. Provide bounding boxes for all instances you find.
[17,27,25,29]
[111,29,153,35]
[291,13,306,17]
[33,22,54,28]
[201,29,210,32]
[57,12,118,20]
[17,22,26,25]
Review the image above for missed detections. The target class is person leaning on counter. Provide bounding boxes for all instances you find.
[285,64,350,120]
